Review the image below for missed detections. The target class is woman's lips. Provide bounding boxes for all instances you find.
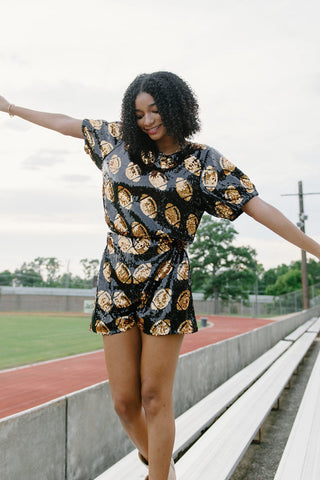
[145,125,162,135]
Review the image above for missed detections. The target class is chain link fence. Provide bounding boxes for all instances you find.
[256,282,320,317]
[1,284,320,317]
[193,283,320,318]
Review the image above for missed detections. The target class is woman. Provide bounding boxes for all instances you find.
[1,71,319,480]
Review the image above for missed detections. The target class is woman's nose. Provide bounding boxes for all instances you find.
[143,112,154,126]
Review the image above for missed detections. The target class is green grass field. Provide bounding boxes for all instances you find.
[0,312,103,370]
[0,313,204,370]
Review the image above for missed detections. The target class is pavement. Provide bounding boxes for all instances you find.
[0,314,273,419]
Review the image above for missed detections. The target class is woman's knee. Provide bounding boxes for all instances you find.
[141,382,172,417]
[112,393,142,423]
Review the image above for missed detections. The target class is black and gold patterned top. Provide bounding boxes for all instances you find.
[82,119,258,336]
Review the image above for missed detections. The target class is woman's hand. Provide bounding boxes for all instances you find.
[0,95,11,113]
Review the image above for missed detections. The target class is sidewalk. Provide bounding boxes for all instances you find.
[0,315,273,419]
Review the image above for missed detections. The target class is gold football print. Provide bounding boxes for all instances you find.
[151,288,172,310]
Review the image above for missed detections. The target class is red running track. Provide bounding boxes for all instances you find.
[0,315,273,419]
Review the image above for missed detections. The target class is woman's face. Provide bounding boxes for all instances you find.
[135,92,168,142]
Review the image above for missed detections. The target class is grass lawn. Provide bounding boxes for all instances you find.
[0,312,103,370]
[0,313,206,370]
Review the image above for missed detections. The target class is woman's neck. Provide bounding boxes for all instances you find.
[156,136,182,155]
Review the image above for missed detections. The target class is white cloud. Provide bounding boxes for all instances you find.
[58,174,91,184]
[22,150,67,169]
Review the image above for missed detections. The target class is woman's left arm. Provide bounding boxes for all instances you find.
[242,196,320,260]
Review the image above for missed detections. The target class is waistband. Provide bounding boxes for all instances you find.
[107,231,187,255]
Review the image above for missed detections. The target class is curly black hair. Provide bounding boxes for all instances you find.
[121,71,200,158]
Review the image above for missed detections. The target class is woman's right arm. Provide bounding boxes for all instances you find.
[0,95,83,138]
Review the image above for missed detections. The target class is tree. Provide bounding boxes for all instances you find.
[189,214,258,313]
[80,258,99,287]
[0,257,100,289]
[10,257,61,287]
[29,257,46,277]
[262,259,320,296]
[260,263,293,293]
[43,257,61,286]
[56,273,92,289]
[29,257,61,286]
[0,270,14,286]
[306,259,320,284]
[13,264,44,286]
[266,268,314,296]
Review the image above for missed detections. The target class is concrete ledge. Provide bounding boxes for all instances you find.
[1,305,319,480]
[0,398,66,480]
[66,382,133,480]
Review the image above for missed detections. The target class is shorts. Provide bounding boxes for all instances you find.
[90,232,198,336]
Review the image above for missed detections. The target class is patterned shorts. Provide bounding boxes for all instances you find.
[90,233,198,336]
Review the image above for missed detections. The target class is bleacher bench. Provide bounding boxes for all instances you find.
[274,345,320,479]
[308,316,320,334]
[175,330,318,479]
[284,318,316,341]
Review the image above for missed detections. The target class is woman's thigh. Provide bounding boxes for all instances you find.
[140,333,184,405]
[102,326,142,404]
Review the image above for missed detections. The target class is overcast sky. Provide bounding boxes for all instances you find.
[1,0,319,276]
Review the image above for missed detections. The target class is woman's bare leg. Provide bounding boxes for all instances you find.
[102,326,148,459]
[140,333,184,480]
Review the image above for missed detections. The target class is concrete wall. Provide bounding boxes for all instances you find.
[1,305,319,480]
[0,287,95,312]
[0,287,277,316]
[0,398,66,480]
[66,383,133,480]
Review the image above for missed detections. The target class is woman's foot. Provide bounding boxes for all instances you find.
[141,454,175,480]
[144,458,176,480]
[138,451,148,466]
[168,458,176,480]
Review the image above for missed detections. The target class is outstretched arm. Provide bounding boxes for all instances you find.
[0,95,83,138]
[242,196,320,260]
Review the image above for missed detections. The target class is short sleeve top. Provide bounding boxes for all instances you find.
[82,119,258,246]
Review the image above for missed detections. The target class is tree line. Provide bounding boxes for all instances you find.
[1,216,319,297]
[189,215,320,301]
[0,257,99,289]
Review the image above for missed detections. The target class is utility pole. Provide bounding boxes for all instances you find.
[282,181,320,310]
[297,181,309,309]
